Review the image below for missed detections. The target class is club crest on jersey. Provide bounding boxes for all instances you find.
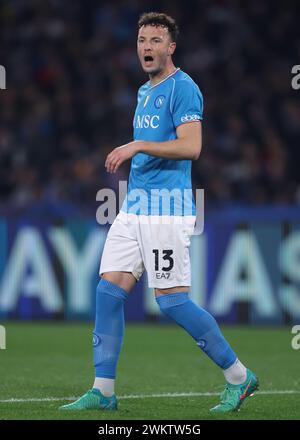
[143,95,150,108]
[154,95,166,109]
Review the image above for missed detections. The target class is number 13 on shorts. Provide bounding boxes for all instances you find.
[152,249,174,279]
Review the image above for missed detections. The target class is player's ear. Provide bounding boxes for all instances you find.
[168,42,176,56]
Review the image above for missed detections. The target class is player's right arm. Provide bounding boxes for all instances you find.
[105,119,202,173]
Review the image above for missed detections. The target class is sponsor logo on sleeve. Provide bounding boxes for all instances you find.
[180,114,201,123]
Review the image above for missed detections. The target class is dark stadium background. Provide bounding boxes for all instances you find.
[1,0,299,209]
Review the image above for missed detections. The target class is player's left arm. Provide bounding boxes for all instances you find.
[105,121,202,173]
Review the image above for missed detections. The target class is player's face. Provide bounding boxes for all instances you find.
[137,25,176,75]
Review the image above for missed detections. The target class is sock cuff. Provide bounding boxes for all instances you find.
[97,278,129,301]
[223,357,239,371]
[155,292,189,309]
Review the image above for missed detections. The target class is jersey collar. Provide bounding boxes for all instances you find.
[147,67,180,91]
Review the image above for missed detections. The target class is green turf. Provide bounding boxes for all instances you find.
[0,322,299,420]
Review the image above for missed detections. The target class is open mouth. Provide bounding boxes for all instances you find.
[144,55,154,64]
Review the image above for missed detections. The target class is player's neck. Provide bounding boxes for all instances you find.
[149,64,178,86]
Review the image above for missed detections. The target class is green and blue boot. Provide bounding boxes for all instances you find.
[59,388,117,411]
[210,368,259,413]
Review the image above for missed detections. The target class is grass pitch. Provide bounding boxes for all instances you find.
[0,322,299,420]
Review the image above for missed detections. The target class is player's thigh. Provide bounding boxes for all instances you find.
[101,271,137,293]
[99,212,145,290]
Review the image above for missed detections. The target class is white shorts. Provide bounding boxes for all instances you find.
[99,211,196,288]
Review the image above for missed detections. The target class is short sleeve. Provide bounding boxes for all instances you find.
[171,80,203,128]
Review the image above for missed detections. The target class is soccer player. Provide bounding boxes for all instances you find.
[60,12,259,413]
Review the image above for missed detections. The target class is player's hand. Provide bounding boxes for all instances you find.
[105,141,141,173]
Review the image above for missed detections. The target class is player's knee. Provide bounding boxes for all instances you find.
[100,272,135,293]
[155,286,190,297]
[155,292,189,316]
[96,278,129,301]
[101,272,111,281]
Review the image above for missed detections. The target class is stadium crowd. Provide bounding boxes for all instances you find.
[0,0,299,212]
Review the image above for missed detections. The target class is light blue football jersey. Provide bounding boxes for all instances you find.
[121,68,203,216]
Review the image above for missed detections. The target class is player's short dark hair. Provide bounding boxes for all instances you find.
[138,12,179,42]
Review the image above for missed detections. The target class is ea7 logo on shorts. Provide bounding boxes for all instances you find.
[180,114,201,123]
[135,114,160,129]
[156,272,171,279]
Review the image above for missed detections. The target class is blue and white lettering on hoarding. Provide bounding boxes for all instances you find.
[0,207,300,323]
